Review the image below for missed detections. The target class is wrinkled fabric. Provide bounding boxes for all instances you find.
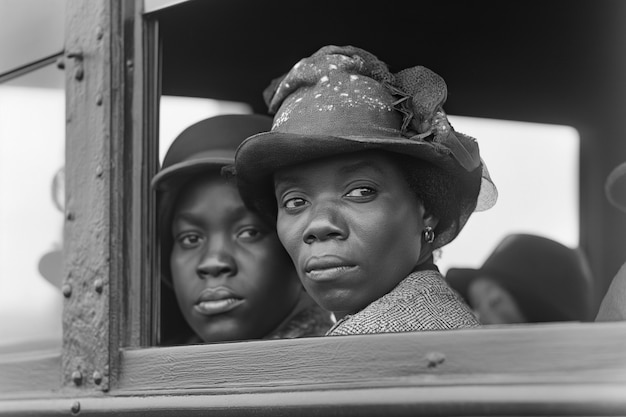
[327,269,480,336]
[265,45,480,173]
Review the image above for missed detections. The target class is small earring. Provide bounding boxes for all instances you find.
[423,226,435,243]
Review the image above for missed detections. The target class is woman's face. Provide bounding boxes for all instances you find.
[170,175,302,343]
[467,277,527,324]
[274,151,436,317]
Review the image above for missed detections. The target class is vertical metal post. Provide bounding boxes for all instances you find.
[62,0,150,393]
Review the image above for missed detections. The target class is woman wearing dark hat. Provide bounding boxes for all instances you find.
[596,162,626,321]
[235,45,497,335]
[153,114,332,345]
[446,234,595,324]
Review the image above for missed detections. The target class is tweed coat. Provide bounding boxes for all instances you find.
[327,268,480,336]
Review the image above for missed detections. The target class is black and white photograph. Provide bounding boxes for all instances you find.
[1,0,625,415]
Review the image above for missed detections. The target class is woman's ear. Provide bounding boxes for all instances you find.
[423,211,439,231]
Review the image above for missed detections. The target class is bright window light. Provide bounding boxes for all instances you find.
[437,116,580,274]
[0,84,64,349]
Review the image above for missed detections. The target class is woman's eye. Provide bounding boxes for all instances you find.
[283,197,308,209]
[345,187,376,198]
[178,233,202,248]
[238,227,263,240]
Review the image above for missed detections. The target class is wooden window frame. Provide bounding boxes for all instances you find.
[1,0,626,415]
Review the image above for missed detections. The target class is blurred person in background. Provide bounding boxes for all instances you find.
[446,233,595,325]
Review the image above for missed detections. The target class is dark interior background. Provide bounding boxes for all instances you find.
[152,0,626,311]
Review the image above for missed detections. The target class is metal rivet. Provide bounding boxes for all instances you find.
[96,165,103,177]
[426,351,446,368]
[96,26,103,40]
[94,278,103,294]
[70,401,81,414]
[96,94,103,106]
[126,59,134,69]
[72,370,83,386]
[62,284,72,298]
[93,370,103,385]
[67,51,84,81]
[74,67,84,81]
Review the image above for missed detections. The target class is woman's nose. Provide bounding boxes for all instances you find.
[196,238,237,278]
[303,201,348,244]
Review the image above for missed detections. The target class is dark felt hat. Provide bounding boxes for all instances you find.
[605,161,626,213]
[152,114,273,192]
[152,114,273,285]
[235,45,497,248]
[446,234,595,323]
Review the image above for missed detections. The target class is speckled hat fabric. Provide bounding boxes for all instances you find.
[605,161,626,213]
[235,45,497,248]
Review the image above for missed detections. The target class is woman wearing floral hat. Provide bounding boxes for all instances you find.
[235,45,498,335]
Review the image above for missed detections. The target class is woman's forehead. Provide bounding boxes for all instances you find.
[274,151,399,185]
[173,177,246,219]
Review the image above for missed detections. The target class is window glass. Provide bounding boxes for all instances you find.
[0,0,65,74]
[155,101,581,343]
[437,116,579,273]
[0,63,65,354]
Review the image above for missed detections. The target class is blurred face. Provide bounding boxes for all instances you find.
[274,151,437,317]
[170,175,302,343]
[467,277,527,324]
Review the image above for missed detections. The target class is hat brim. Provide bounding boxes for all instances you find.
[151,157,233,192]
[237,131,460,178]
[236,131,497,212]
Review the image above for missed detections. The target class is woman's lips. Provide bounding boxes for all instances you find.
[304,256,357,281]
[194,287,244,316]
[194,298,244,316]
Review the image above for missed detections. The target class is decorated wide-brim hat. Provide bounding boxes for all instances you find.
[605,161,626,213]
[235,45,497,248]
[152,114,273,284]
[446,234,595,322]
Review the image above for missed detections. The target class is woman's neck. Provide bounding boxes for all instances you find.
[413,253,438,272]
